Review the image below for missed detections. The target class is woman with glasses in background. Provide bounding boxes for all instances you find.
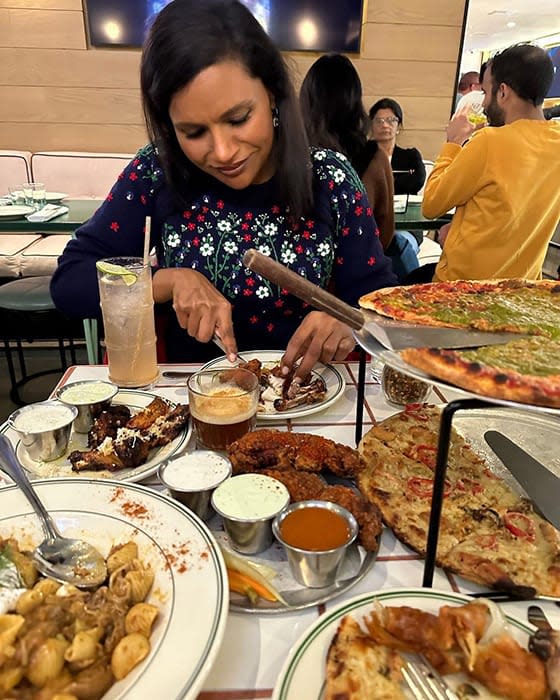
[369,98,426,279]
[369,98,426,196]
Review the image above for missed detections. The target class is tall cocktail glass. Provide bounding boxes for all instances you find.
[96,257,158,388]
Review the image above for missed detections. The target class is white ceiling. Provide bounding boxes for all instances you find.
[464,0,560,52]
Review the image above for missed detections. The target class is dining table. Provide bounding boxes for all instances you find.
[394,202,453,231]
[0,198,101,234]
[1,360,558,700]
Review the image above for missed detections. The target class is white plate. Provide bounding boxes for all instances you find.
[0,479,228,700]
[44,191,68,203]
[200,350,345,420]
[0,205,34,219]
[273,587,533,700]
[1,389,192,482]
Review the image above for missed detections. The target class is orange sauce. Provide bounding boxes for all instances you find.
[279,507,351,551]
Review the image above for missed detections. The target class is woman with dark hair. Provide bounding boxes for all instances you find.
[300,53,394,249]
[368,98,426,199]
[300,55,417,281]
[51,0,395,378]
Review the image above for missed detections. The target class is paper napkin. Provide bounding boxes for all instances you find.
[26,204,69,223]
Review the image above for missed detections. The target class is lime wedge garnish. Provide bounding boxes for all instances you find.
[96,261,138,286]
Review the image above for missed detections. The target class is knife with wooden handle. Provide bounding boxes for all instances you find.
[242,249,528,350]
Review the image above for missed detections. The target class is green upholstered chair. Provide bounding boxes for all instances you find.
[0,276,86,405]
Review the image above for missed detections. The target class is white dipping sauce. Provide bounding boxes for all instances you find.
[162,451,231,491]
[12,404,75,433]
[59,381,116,404]
[212,473,289,520]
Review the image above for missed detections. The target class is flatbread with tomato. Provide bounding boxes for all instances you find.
[357,404,560,596]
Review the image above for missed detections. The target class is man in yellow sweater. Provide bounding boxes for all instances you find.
[423,44,560,282]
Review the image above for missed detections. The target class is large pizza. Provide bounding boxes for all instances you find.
[357,404,560,597]
[359,279,560,407]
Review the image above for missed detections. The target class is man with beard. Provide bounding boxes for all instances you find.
[419,44,560,283]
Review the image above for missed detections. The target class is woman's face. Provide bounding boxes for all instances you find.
[371,108,400,143]
[169,60,276,189]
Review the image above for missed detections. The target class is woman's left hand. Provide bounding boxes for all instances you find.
[281,311,355,380]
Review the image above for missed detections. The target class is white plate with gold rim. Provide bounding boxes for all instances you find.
[200,350,345,420]
[0,479,228,699]
[0,389,191,483]
[273,588,534,700]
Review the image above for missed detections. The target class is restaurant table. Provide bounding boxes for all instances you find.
[0,198,101,234]
[1,362,559,700]
[395,202,452,231]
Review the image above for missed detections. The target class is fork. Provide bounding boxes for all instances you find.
[402,653,459,700]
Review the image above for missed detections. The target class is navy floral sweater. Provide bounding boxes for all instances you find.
[51,145,396,361]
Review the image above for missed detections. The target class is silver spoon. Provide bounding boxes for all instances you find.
[0,434,107,588]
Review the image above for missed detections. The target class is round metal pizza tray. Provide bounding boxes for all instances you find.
[353,329,560,417]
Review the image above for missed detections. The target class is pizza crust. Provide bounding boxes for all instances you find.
[401,346,560,408]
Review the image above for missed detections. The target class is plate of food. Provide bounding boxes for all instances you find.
[216,429,382,613]
[359,279,560,412]
[0,478,228,699]
[1,389,191,483]
[44,191,68,203]
[273,587,547,699]
[200,350,345,420]
[357,403,560,599]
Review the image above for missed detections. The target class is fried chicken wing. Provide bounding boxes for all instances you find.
[88,405,131,448]
[126,397,170,431]
[318,485,383,552]
[261,468,325,502]
[145,404,190,447]
[227,429,365,477]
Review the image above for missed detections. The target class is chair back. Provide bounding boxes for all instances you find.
[0,150,31,194]
[30,151,134,199]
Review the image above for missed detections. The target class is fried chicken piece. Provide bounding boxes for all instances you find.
[70,429,150,472]
[228,429,299,473]
[261,468,325,502]
[145,404,190,447]
[319,485,383,552]
[294,434,365,478]
[88,404,131,448]
[274,378,327,411]
[126,397,170,431]
[227,430,365,478]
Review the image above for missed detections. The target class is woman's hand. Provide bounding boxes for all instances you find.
[153,268,238,361]
[281,311,355,380]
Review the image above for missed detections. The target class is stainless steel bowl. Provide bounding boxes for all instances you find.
[8,400,78,462]
[273,500,358,588]
[56,380,118,433]
[211,473,290,555]
[159,451,232,521]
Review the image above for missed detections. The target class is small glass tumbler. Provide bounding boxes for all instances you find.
[22,182,46,210]
[8,185,26,206]
[369,352,385,383]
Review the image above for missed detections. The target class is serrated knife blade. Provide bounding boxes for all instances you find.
[484,430,560,530]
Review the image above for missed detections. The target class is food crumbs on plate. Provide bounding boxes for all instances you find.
[110,486,150,519]
[162,542,192,574]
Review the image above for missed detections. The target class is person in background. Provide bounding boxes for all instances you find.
[455,70,481,109]
[300,55,418,282]
[454,64,487,123]
[299,54,394,250]
[369,97,425,278]
[51,0,395,379]
[421,43,560,283]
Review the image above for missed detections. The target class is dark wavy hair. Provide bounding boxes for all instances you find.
[141,0,312,218]
[488,43,554,107]
[368,98,404,126]
[300,54,369,169]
